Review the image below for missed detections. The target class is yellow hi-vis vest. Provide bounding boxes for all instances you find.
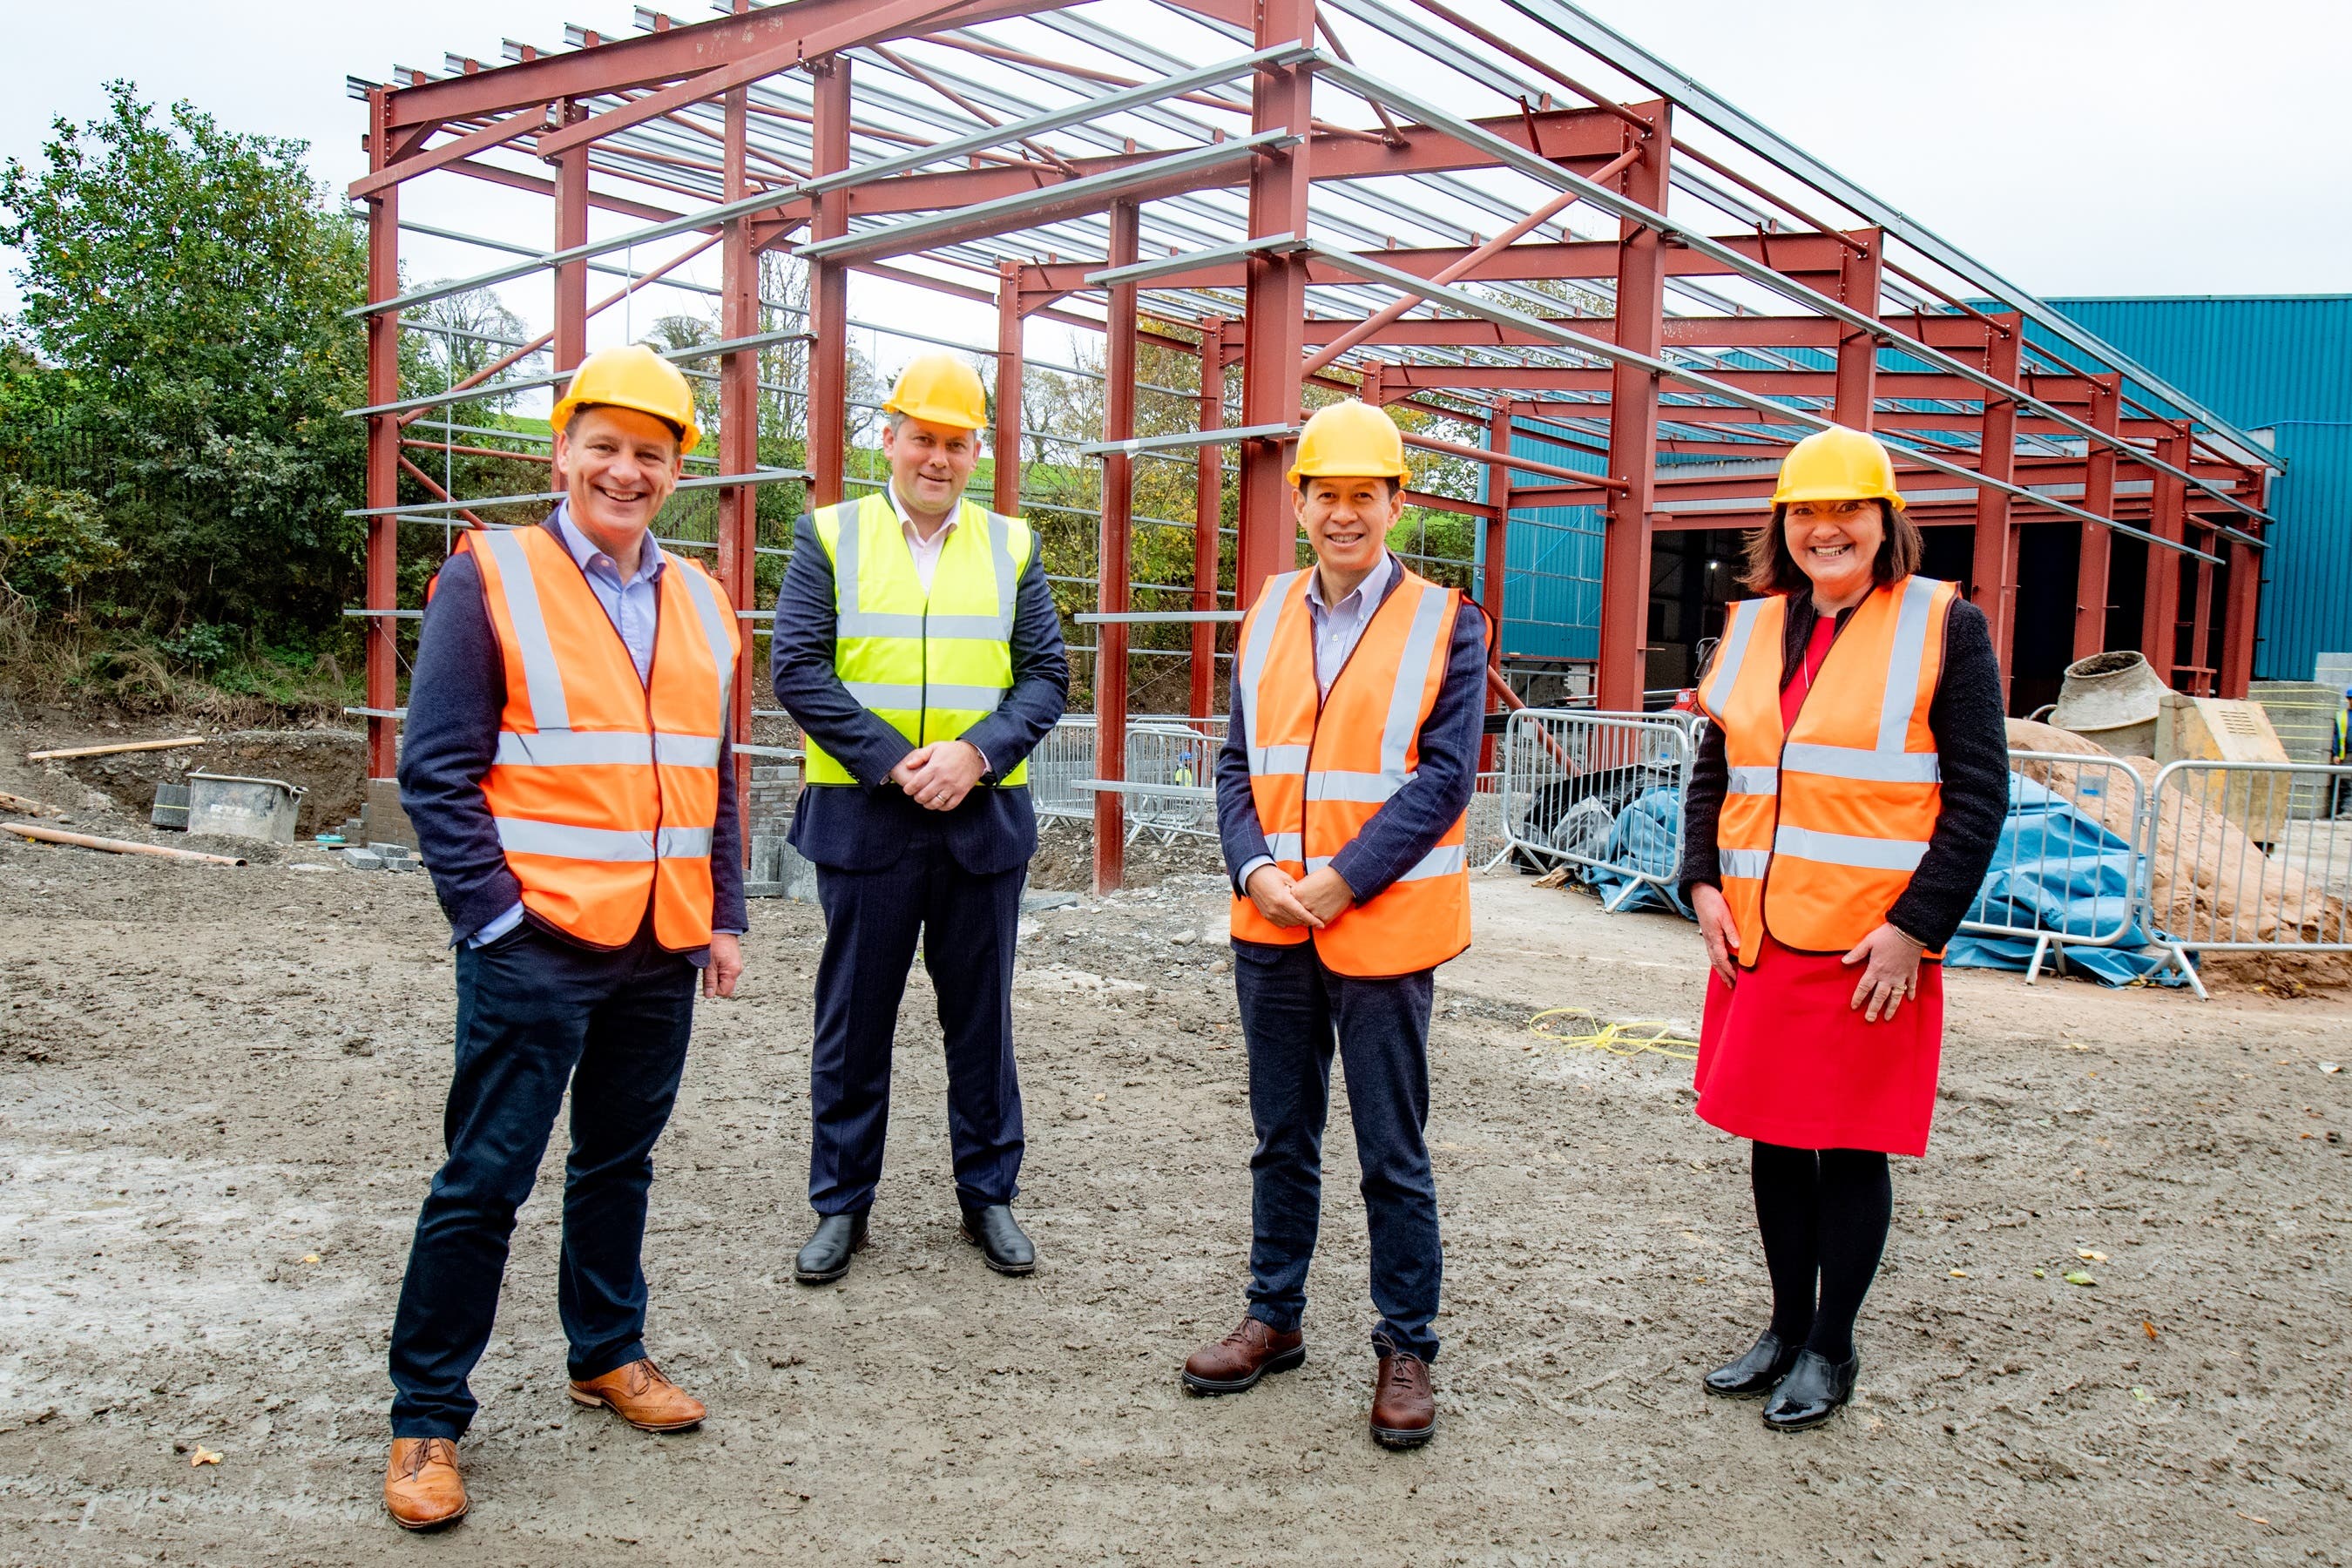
[804,491,1037,787]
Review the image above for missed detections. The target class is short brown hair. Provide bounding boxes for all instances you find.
[1740,500,1923,595]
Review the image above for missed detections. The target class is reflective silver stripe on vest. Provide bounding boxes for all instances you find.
[1263,831,1303,862]
[494,818,657,862]
[843,680,1005,713]
[986,508,1020,639]
[1725,765,1778,794]
[1237,571,1305,774]
[1878,574,1940,754]
[669,551,736,717]
[656,825,713,858]
[1303,843,1464,882]
[1306,770,1417,804]
[496,730,653,768]
[1780,741,1941,784]
[1703,597,1765,718]
[478,529,569,732]
[655,733,722,767]
[1771,823,1929,873]
[1719,848,1771,879]
[1380,585,1453,781]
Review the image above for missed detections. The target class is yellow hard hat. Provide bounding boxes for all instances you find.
[883,352,989,431]
[1771,423,1906,511]
[550,344,700,452]
[1288,399,1409,486]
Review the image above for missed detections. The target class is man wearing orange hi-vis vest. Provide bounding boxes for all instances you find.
[1181,401,1489,1450]
[382,346,744,1531]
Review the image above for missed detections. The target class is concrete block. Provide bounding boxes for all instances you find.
[342,849,385,871]
[361,780,420,851]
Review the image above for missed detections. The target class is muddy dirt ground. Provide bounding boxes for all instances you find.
[2,740,2349,1565]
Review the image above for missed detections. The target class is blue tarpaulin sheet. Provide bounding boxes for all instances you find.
[1580,787,1693,917]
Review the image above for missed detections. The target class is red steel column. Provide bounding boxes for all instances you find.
[1598,106,1668,711]
[1235,0,1316,599]
[2073,374,2121,662]
[2141,424,2189,686]
[1482,400,1512,771]
[1191,315,1227,720]
[993,261,1024,515]
[806,57,852,506]
[1092,202,1141,894]
[363,89,402,783]
[719,84,759,829]
[551,102,590,375]
[1832,230,1881,429]
[2219,501,2263,698]
[1969,315,2022,703]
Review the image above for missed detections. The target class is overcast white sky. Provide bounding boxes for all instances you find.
[3,0,2347,333]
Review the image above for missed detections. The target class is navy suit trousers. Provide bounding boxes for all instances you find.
[1233,937,1442,1362]
[808,817,1025,1214]
[387,920,694,1439]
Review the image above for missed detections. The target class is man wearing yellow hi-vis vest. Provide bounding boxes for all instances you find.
[771,354,1068,1285]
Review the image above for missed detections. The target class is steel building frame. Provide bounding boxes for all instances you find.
[348,0,2274,891]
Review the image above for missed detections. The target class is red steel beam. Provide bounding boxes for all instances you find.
[2219,501,2262,698]
[363,88,402,783]
[1598,105,1667,711]
[1235,0,1316,602]
[1832,229,1882,428]
[551,105,591,375]
[994,261,1024,515]
[2073,374,2121,662]
[2187,522,2217,695]
[1192,317,1227,720]
[1482,402,1511,771]
[1969,314,2023,700]
[2142,424,2190,686]
[1093,201,1141,896]
[805,57,852,509]
[719,82,760,835]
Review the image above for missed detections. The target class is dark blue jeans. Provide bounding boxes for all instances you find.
[808,818,1025,1214]
[388,920,696,1439]
[1233,937,1442,1362]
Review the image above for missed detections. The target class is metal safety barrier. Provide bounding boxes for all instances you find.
[1962,751,2149,983]
[1490,708,1694,909]
[2141,760,2352,978]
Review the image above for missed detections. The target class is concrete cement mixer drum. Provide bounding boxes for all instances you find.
[2051,650,2169,757]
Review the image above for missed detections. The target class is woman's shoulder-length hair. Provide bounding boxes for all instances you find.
[1740,500,1924,596]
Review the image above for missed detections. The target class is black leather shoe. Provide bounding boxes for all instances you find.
[959,1204,1035,1275]
[1705,1330,1799,1397]
[793,1212,868,1285]
[1761,1348,1860,1431]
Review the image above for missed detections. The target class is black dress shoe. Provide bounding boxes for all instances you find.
[1705,1329,1799,1397]
[959,1204,1035,1275]
[793,1211,868,1285]
[1761,1348,1860,1431]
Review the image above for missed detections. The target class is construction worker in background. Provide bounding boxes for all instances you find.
[2332,686,2351,816]
[771,352,1069,1285]
[1184,400,1489,1450]
[383,344,746,1531]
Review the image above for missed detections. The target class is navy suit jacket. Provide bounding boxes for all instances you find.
[1217,559,1490,904]
[397,517,746,958]
[770,508,1070,875]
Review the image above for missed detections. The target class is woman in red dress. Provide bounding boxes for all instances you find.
[1680,425,2008,1431]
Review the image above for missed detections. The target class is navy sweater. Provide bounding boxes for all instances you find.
[398,521,746,957]
[1217,564,1491,905]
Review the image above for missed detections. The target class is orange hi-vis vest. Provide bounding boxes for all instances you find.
[1695,574,1958,967]
[1229,564,1476,977]
[458,524,742,951]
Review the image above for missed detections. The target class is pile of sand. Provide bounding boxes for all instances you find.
[2004,718,2349,992]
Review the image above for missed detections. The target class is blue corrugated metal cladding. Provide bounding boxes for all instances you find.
[2040,295,2352,681]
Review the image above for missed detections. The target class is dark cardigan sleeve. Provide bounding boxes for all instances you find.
[1675,593,2011,950]
[1886,598,2009,949]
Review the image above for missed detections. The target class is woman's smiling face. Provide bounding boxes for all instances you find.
[1782,497,1884,602]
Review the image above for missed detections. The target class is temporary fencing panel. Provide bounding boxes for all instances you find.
[1492,709,1694,909]
[2142,760,2352,965]
[1954,754,2157,984]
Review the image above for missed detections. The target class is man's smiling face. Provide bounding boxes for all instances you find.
[555,404,685,558]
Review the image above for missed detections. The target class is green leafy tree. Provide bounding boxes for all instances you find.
[0,81,368,636]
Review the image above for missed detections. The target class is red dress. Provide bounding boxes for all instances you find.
[1693,615,1945,1157]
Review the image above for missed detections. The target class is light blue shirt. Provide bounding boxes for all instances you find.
[470,507,676,949]
[1233,552,1395,894]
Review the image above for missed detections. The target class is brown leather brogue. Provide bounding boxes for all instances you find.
[1181,1315,1306,1395]
[382,1437,467,1531]
[1369,1352,1436,1450]
[567,1357,706,1432]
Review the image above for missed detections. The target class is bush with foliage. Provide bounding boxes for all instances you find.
[0,475,119,613]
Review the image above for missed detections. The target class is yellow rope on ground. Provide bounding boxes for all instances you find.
[1525,1007,1700,1063]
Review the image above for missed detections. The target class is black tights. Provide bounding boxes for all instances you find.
[1750,1141,1892,1364]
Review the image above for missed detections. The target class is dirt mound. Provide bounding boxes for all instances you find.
[24,727,366,839]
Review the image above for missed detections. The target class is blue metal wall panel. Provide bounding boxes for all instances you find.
[2038,296,2352,681]
[1481,422,1607,660]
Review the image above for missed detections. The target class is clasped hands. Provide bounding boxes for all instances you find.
[1690,882,1923,1023]
[889,739,986,812]
[1244,863,1355,929]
